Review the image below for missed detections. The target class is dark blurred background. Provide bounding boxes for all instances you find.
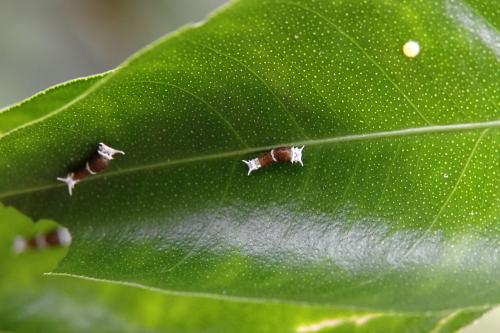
[0,0,227,108]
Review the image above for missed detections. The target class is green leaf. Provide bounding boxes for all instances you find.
[0,0,499,330]
[0,203,66,290]
[0,74,108,135]
[1,275,489,333]
[0,204,483,333]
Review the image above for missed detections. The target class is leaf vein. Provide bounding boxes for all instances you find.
[276,1,433,126]
[405,128,489,253]
[0,121,498,199]
[136,80,249,148]
[183,38,310,139]
[162,161,237,274]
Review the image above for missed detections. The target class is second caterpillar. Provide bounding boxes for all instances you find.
[242,146,304,175]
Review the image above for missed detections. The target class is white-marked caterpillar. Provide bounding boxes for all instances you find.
[13,227,72,254]
[242,146,304,175]
[57,143,124,195]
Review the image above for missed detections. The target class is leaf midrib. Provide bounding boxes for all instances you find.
[0,120,498,200]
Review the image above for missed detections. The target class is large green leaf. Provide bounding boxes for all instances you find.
[0,0,499,328]
[0,205,483,333]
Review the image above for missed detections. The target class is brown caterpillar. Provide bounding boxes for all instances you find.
[13,227,72,254]
[57,143,124,195]
[242,146,304,175]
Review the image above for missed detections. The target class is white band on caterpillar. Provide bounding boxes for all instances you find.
[35,234,47,248]
[270,149,277,162]
[85,162,96,175]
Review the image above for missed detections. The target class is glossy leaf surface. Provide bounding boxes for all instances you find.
[3,276,489,333]
[0,0,499,322]
[0,204,482,333]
